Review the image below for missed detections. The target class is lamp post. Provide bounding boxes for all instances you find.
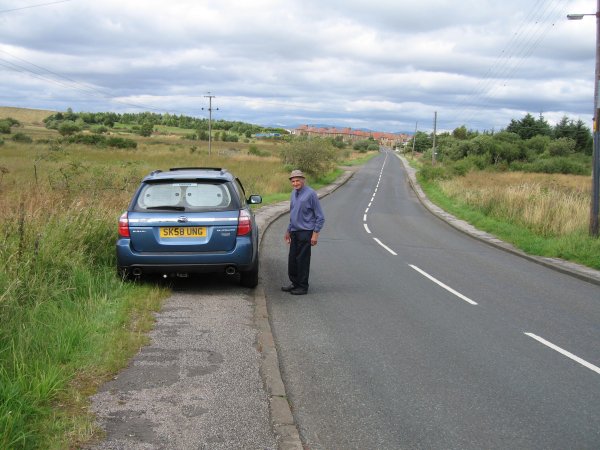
[568,3,600,237]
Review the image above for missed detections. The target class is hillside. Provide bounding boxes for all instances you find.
[0,106,56,125]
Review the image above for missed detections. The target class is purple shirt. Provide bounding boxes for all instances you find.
[288,186,325,233]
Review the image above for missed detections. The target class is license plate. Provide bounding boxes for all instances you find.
[160,226,206,238]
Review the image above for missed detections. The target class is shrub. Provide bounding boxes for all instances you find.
[139,122,153,137]
[0,120,12,134]
[418,163,451,181]
[91,125,108,134]
[510,157,589,175]
[547,137,576,157]
[12,132,33,143]
[58,121,81,136]
[106,137,137,149]
[248,144,270,157]
[281,138,338,177]
[525,135,551,155]
[66,134,107,146]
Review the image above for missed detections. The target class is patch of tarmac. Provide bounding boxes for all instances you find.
[89,279,278,450]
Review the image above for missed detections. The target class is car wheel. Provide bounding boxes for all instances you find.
[239,258,259,288]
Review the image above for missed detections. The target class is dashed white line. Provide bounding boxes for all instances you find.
[364,223,371,234]
[373,238,397,255]
[363,214,367,222]
[409,264,478,305]
[525,333,600,375]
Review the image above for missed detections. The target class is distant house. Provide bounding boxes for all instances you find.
[293,125,409,147]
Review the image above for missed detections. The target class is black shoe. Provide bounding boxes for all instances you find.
[281,284,296,292]
[290,288,308,295]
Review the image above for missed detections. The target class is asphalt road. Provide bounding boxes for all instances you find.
[262,150,600,449]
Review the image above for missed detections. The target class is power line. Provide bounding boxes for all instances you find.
[452,0,568,128]
[0,0,71,14]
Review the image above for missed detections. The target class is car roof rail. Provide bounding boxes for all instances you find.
[169,167,223,172]
[148,169,163,176]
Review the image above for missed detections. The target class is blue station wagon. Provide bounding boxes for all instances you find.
[116,167,262,287]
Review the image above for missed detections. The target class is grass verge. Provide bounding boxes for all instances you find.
[0,197,169,449]
[418,177,600,270]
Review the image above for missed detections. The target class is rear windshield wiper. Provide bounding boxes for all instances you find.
[146,205,186,211]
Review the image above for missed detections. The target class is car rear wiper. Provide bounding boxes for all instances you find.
[146,205,186,211]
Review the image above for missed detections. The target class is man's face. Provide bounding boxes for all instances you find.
[290,177,305,190]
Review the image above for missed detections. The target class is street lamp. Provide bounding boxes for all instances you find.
[568,5,600,236]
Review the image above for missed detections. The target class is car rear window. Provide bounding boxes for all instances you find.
[135,181,235,211]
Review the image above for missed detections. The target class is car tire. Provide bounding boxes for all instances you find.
[239,258,259,288]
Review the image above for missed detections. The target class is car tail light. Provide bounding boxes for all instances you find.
[237,210,252,236]
[118,212,130,238]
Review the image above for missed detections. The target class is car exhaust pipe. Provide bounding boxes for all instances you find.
[132,268,143,276]
[225,266,236,275]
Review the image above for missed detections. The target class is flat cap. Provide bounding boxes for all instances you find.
[289,169,305,179]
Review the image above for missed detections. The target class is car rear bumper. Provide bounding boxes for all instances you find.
[116,237,257,275]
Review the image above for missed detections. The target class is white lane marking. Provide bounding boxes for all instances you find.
[409,265,478,305]
[363,214,367,222]
[365,207,369,214]
[364,223,371,234]
[525,333,600,375]
[374,238,397,255]
[368,202,372,207]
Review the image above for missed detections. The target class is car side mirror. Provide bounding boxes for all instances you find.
[248,195,262,205]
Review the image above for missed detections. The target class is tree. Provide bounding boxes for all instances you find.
[139,122,154,137]
[506,113,551,140]
[58,120,81,136]
[410,131,433,153]
[452,125,468,140]
[281,138,338,177]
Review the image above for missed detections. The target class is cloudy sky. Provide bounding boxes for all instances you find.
[0,0,596,132]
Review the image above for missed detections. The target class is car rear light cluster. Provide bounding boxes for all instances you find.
[118,212,130,238]
[237,210,252,236]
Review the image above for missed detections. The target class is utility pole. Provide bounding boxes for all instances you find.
[432,111,437,165]
[593,1,600,236]
[411,121,418,159]
[567,3,600,236]
[203,93,218,156]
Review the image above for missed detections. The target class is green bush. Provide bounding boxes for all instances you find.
[0,120,11,134]
[139,122,153,137]
[281,138,338,177]
[248,144,270,157]
[510,157,589,175]
[547,137,576,157]
[58,121,82,136]
[106,137,137,149]
[66,134,107,146]
[12,132,32,143]
[91,125,108,134]
[418,163,451,181]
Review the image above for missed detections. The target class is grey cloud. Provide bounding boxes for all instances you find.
[0,0,595,132]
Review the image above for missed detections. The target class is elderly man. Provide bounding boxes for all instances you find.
[282,170,325,295]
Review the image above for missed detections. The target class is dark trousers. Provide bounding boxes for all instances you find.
[288,230,312,291]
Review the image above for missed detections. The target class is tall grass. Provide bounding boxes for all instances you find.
[420,171,600,269]
[0,187,166,448]
[438,172,589,236]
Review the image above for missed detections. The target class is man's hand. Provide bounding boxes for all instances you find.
[311,231,319,246]
[284,231,291,244]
